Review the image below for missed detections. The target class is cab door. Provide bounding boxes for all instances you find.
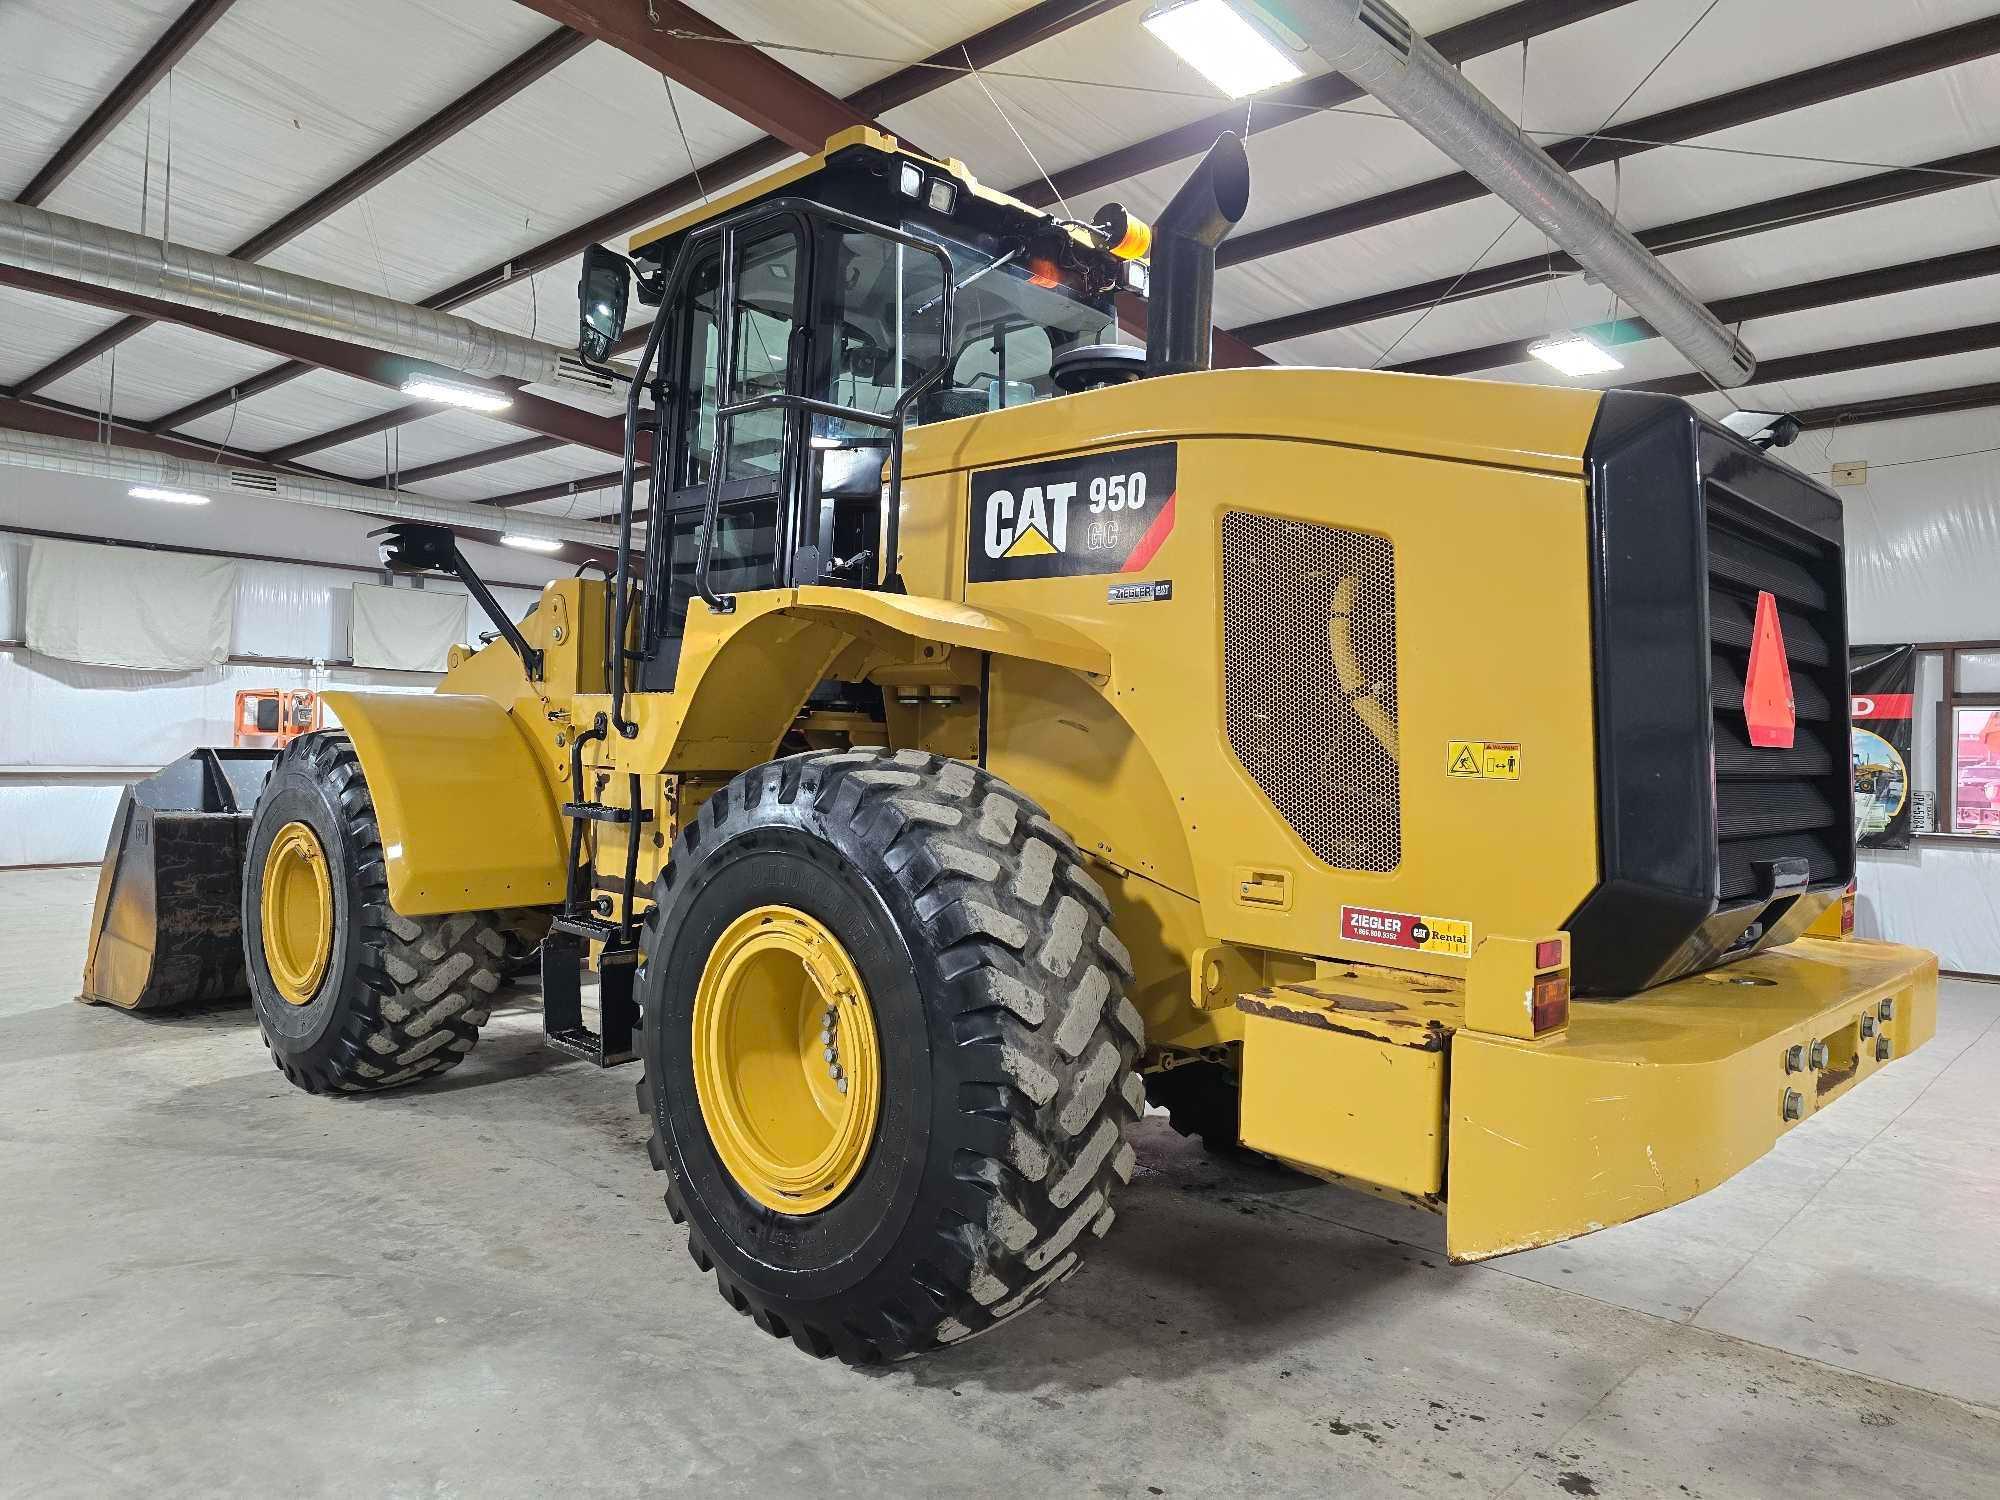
[643,217,808,689]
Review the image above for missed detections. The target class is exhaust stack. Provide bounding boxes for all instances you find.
[1143,131,1251,376]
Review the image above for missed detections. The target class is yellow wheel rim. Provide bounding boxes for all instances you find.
[261,821,334,1006]
[692,905,882,1215]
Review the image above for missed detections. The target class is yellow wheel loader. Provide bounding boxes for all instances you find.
[91,128,1936,1363]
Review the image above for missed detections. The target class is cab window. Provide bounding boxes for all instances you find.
[674,229,802,488]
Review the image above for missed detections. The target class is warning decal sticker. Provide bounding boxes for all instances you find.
[1340,905,1473,959]
[968,442,1177,583]
[1446,740,1521,780]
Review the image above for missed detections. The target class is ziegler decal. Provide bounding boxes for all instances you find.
[1339,905,1473,959]
[968,442,1177,583]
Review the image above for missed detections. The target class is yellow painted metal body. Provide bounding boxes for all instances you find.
[320,690,568,914]
[1239,977,1452,1199]
[1446,936,1937,1258]
[316,298,1936,1259]
[1234,936,1937,1258]
[692,905,883,1215]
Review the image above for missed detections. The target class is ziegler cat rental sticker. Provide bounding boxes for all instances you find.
[1340,905,1473,959]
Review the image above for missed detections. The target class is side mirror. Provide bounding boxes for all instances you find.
[578,244,631,364]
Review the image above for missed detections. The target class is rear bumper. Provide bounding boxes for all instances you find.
[1234,937,1937,1259]
[1444,936,1937,1259]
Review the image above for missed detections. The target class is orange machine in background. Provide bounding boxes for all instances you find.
[233,689,322,749]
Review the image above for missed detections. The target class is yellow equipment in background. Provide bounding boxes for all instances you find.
[105,129,1935,1363]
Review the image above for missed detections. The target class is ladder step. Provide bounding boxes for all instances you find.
[541,930,640,1069]
[562,800,653,824]
[546,1025,636,1067]
[551,913,641,960]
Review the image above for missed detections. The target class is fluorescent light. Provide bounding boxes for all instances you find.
[128,485,210,505]
[1142,0,1304,99]
[501,533,563,553]
[401,377,513,413]
[1528,333,1624,378]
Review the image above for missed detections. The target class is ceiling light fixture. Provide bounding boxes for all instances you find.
[500,533,563,553]
[1141,0,1304,99]
[1528,333,1624,378]
[128,485,211,505]
[400,377,513,413]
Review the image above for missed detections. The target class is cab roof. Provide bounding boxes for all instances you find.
[625,127,1109,262]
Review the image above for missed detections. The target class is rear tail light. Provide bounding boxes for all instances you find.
[1840,882,1856,935]
[1531,971,1569,1035]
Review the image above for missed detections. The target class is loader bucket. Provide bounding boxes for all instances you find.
[79,747,280,1011]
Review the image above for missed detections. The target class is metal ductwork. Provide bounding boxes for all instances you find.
[0,200,610,394]
[1248,0,1757,388]
[0,429,620,550]
[1145,132,1253,375]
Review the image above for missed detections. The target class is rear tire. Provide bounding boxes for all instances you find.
[637,748,1146,1363]
[243,731,511,1093]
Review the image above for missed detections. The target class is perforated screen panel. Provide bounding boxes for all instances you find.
[1221,511,1401,872]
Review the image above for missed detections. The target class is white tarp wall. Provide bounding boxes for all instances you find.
[26,537,237,670]
[0,533,540,866]
[349,582,469,672]
[1819,411,2000,976]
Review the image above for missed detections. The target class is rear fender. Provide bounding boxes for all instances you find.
[320,691,565,915]
[629,588,1114,773]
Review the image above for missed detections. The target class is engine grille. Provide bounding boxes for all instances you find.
[1703,472,1852,903]
[1221,511,1401,872]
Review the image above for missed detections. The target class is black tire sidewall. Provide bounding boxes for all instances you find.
[242,744,374,1062]
[647,806,956,1308]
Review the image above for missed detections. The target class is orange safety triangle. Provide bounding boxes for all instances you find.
[1744,589,1797,749]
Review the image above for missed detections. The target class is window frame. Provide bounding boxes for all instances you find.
[1933,641,2000,835]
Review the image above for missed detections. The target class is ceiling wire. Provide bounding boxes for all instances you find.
[961,42,1072,220]
[211,389,240,463]
[627,25,2000,190]
[162,71,174,247]
[359,194,396,299]
[663,75,710,204]
[1368,0,1722,372]
[1807,436,2000,475]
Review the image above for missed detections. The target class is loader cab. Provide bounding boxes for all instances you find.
[597,130,1130,688]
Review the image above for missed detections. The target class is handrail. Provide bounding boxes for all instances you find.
[607,303,670,737]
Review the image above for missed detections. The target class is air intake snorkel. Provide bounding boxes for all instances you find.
[1136,131,1250,376]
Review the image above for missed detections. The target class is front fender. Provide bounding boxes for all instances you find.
[320,691,565,915]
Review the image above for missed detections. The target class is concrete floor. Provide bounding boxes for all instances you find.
[3,865,1998,1498]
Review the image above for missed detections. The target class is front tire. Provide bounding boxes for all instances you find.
[243,731,512,1093]
[638,749,1146,1363]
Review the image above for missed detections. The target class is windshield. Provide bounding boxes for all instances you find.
[819,232,1116,438]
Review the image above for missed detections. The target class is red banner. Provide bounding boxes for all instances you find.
[1853,693,1914,720]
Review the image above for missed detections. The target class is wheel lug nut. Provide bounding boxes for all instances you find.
[830,1062,843,1081]
[836,1077,848,1094]
[823,1044,836,1062]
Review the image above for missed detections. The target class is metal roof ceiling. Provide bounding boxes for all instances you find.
[5,0,2000,532]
